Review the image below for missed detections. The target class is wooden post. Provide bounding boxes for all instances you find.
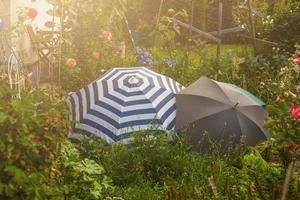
[185,0,194,67]
[156,0,164,26]
[247,0,256,54]
[188,0,194,43]
[217,1,223,64]
[240,35,278,46]
[58,2,64,90]
[281,159,296,200]
[199,0,208,30]
[172,18,221,43]
[116,0,136,51]
[124,14,136,50]
[50,5,55,91]
[192,26,244,39]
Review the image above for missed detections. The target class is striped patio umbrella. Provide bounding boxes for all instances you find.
[69,67,184,143]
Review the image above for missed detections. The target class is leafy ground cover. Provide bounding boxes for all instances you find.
[0,0,300,199]
[0,46,299,199]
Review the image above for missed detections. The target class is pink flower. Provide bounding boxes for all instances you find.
[290,144,299,153]
[67,58,77,68]
[290,103,300,121]
[27,8,38,20]
[83,48,92,54]
[294,57,300,65]
[116,48,123,56]
[102,31,112,42]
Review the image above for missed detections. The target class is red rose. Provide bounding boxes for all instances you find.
[67,58,77,68]
[27,8,38,20]
[290,144,299,153]
[290,103,300,121]
[294,57,300,65]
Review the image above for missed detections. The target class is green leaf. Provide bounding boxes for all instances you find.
[4,166,27,184]
[266,105,281,115]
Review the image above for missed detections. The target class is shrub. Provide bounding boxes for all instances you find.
[78,131,291,199]
[260,2,300,53]
[0,85,69,199]
[59,141,113,200]
[0,85,114,199]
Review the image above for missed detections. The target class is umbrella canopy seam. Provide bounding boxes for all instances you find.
[236,110,269,139]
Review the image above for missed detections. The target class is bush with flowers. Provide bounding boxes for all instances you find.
[0,83,114,199]
[264,48,300,164]
[27,8,38,20]
[40,0,136,91]
[4,0,300,199]
[0,84,68,199]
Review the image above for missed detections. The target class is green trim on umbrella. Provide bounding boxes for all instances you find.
[224,83,266,106]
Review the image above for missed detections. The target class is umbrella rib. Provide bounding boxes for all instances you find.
[189,107,235,124]
[211,80,232,103]
[239,105,266,109]
[233,111,243,138]
[238,105,267,127]
[177,93,232,108]
[188,108,243,138]
[236,110,268,139]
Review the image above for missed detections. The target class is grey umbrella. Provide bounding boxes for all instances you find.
[176,77,268,146]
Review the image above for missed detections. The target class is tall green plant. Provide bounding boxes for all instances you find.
[59,141,113,200]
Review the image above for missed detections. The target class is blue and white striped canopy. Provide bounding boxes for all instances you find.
[68,67,184,143]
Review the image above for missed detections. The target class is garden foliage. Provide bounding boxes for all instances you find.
[0,85,113,199]
[258,1,300,53]
[77,131,298,200]
[1,0,300,199]
[0,85,68,199]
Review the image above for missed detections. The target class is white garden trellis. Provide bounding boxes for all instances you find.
[7,50,24,96]
[5,36,25,97]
